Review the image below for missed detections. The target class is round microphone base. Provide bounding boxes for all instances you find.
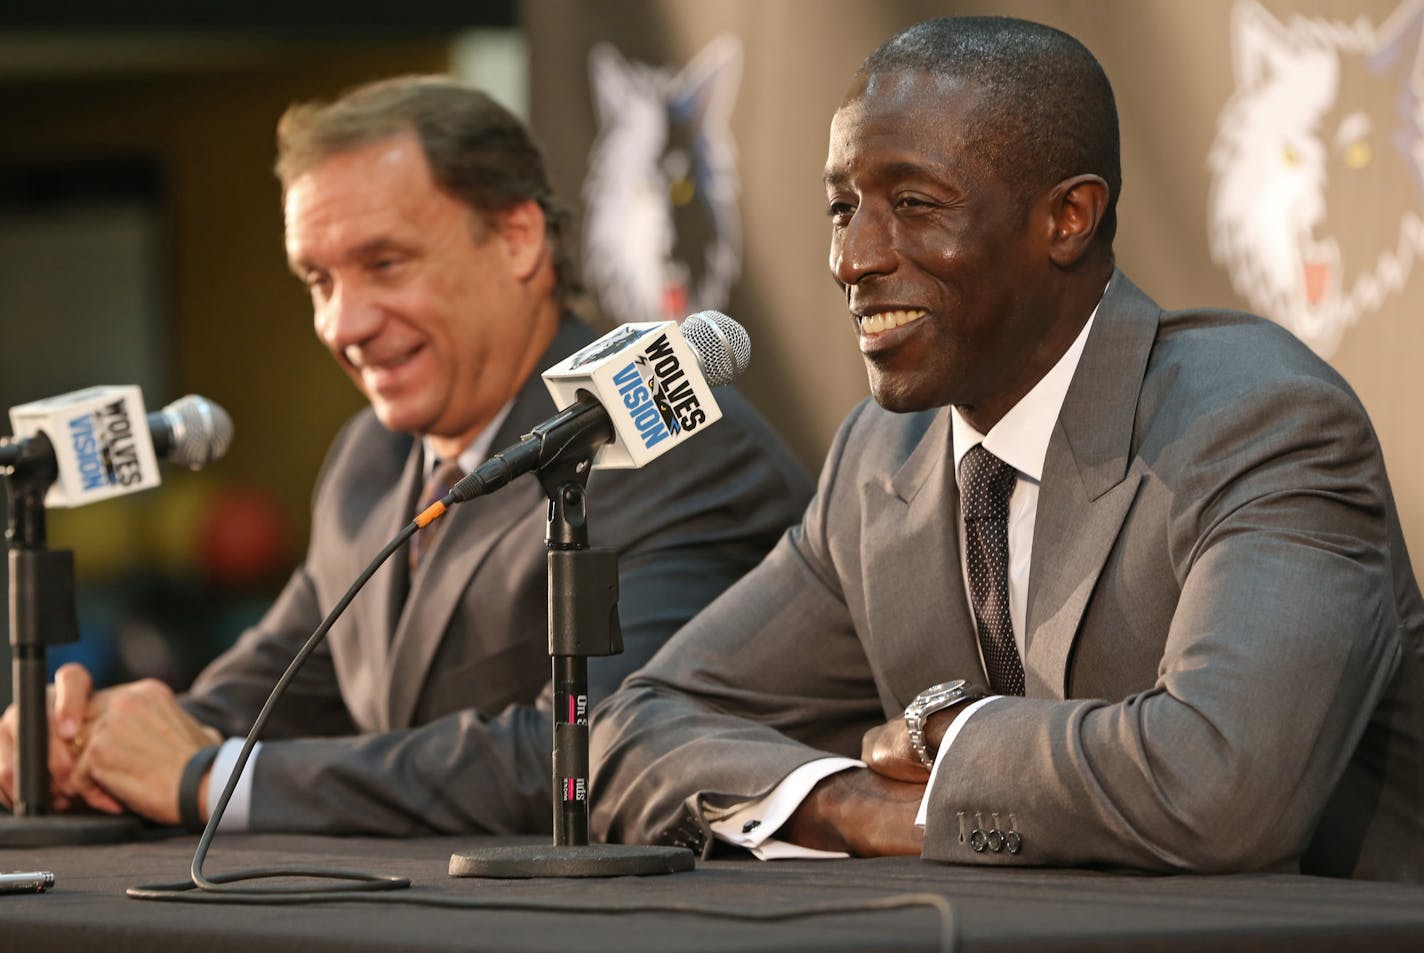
[0,813,143,847]
[448,843,694,879]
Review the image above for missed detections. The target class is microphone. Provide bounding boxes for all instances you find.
[2,388,233,507]
[148,393,235,470]
[444,311,748,506]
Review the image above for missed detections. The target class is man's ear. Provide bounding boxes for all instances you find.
[1045,174,1109,268]
[494,198,550,282]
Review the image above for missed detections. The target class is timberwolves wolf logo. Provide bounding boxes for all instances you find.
[1208,0,1424,357]
[582,36,743,325]
[635,352,681,437]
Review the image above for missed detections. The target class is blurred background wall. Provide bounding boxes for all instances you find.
[3,0,1420,705]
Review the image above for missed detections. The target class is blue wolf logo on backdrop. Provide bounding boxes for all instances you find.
[1208,0,1424,357]
[582,36,743,326]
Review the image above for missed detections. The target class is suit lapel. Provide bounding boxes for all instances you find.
[325,430,421,734]
[383,317,595,729]
[863,409,988,706]
[385,478,543,728]
[1024,271,1159,696]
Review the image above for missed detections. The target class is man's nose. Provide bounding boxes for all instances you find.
[315,280,382,353]
[830,207,896,287]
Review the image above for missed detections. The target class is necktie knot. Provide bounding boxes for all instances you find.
[959,444,1016,521]
[420,458,465,510]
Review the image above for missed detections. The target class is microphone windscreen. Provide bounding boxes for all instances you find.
[680,311,750,387]
[158,395,233,470]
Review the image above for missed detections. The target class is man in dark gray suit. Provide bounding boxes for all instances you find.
[0,77,811,834]
[590,17,1424,881]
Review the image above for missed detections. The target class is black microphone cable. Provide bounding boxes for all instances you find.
[127,395,618,900]
[124,427,958,953]
[133,517,425,899]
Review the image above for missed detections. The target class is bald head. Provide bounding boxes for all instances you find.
[853,17,1121,248]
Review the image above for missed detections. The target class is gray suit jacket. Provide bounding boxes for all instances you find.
[590,273,1424,881]
[181,316,812,834]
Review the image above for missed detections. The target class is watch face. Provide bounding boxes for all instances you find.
[911,680,968,717]
[923,679,966,703]
[908,679,967,716]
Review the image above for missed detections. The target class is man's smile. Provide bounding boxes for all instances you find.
[856,308,928,353]
[348,341,427,391]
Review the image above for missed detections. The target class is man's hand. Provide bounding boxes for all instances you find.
[0,662,109,812]
[862,706,963,783]
[777,767,925,856]
[69,679,221,826]
[861,719,931,783]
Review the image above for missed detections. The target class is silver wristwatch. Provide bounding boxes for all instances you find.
[903,679,980,770]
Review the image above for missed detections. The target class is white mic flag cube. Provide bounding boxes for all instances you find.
[542,321,723,469]
[8,385,162,508]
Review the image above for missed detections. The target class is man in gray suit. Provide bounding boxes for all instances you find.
[0,77,811,834]
[590,17,1424,881]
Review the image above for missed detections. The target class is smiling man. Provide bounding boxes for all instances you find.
[0,76,812,834]
[590,17,1424,881]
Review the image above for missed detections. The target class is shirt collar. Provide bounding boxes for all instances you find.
[951,286,1105,484]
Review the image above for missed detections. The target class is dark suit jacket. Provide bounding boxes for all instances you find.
[181,316,812,834]
[590,273,1424,881]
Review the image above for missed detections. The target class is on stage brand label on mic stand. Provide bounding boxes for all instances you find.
[8,385,162,508]
[542,320,723,469]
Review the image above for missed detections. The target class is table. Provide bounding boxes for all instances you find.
[1,833,1422,952]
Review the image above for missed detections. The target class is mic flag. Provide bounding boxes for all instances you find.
[541,313,737,470]
[5,388,233,508]
[439,312,748,506]
[7,385,162,508]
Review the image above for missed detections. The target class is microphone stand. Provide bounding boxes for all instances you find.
[448,448,692,878]
[1,433,141,845]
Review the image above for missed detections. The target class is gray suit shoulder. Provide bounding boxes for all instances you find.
[1149,306,1367,414]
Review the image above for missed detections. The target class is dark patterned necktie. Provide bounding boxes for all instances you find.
[408,458,465,574]
[959,444,1025,696]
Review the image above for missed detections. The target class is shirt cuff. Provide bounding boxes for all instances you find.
[207,738,262,832]
[708,757,862,859]
[915,695,999,827]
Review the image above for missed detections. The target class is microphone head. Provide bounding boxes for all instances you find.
[160,394,233,470]
[680,311,750,387]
